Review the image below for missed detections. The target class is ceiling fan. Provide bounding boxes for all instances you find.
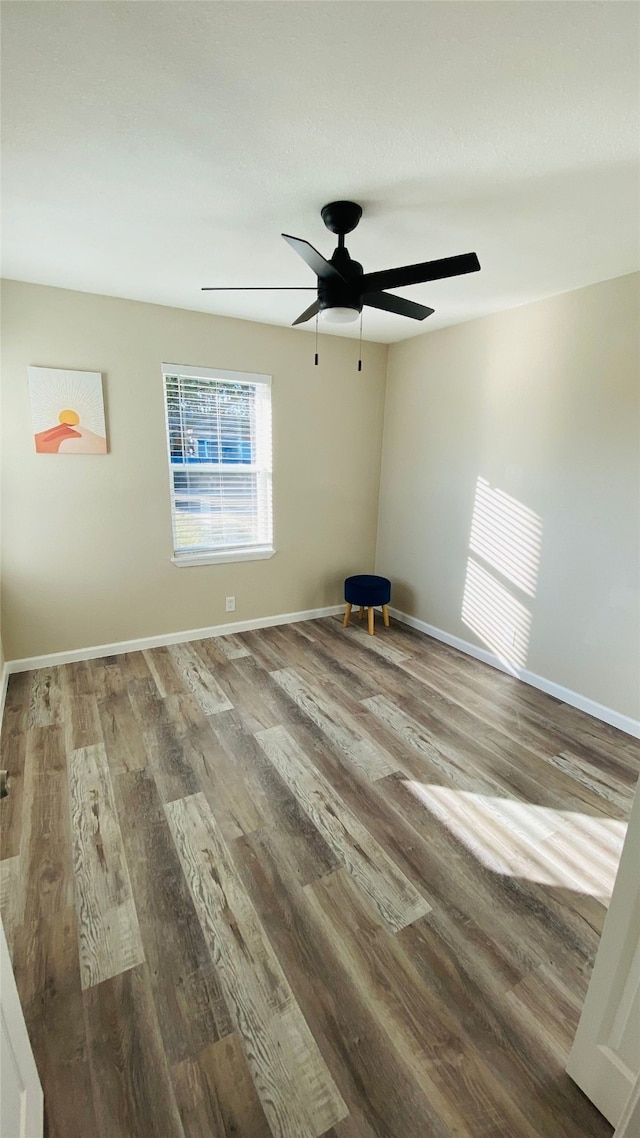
[202,200,481,326]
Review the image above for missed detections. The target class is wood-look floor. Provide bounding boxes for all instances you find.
[1,616,638,1138]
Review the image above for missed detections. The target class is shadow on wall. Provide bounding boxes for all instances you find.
[462,477,543,672]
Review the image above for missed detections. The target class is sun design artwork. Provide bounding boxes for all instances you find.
[27,367,107,454]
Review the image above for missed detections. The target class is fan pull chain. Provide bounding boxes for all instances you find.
[315,312,319,366]
[358,310,363,372]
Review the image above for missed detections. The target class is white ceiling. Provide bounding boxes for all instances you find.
[2,1,638,343]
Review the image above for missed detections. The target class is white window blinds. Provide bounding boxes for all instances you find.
[162,364,273,562]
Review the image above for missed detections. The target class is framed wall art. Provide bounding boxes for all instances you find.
[27,366,107,454]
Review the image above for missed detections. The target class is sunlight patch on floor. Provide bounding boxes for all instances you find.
[403,781,627,901]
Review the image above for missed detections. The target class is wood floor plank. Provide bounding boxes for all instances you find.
[0,682,29,859]
[10,727,74,936]
[143,645,187,697]
[271,668,398,780]
[340,620,411,665]
[538,815,626,904]
[544,749,635,813]
[194,645,281,734]
[168,641,234,714]
[362,691,511,793]
[505,964,584,1067]
[0,855,19,956]
[238,627,296,671]
[166,692,266,838]
[113,767,232,1062]
[309,618,418,693]
[137,681,266,841]
[391,778,615,904]
[83,962,185,1138]
[279,622,379,701]
[165,791,348,1138]
[371,771,605,982]
[280,723,597,982]
[208,708,338,883]
[119,650,154,682]
[364,686,625,821]
[172,1035,272,1138]
[14,908,98,1138]
[331,1120,380,1138]
[403,639,638,778]
[215,634,253,660]
[87,655,126,700]
[10,725,98,1138]
[61,659,95,697]
[398,912,613,1138]
[305,867,545,1138]
[21,774,75,925]
[223,651,307,726]
[552,704,639,773]
[28,665,63,726]
[256,724,431,931]
[255,624,341,685]
[320,618,630,820]
[129,679,203,804]
[232,824,458,1138]
[67,694,104,752]
[61,677,103,753]
[68,742,145,989]
[98,689,149,773]
[307,623,555,792]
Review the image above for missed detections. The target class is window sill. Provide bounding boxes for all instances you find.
[171,547,275,568]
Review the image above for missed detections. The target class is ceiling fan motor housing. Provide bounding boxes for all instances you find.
[319,247,364,314]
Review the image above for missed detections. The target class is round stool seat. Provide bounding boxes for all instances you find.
[344,574,391,607]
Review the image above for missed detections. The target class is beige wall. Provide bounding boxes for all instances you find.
[0,403,4,679]
[1,280,387,659]
[376,273,640,719]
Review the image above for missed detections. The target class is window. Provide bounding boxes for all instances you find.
[162,363,273,566]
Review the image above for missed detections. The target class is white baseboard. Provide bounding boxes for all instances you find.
[389,607,640,739]
[4,604,344,676]
[0,663,8,723]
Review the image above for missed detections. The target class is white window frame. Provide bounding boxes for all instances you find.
[162,363,274,567]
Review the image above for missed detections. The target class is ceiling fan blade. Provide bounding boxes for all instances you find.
[292,299,321,326]
[361,252,480,293]
[282,234,346,281]
[201,286,315,291]
[364,291,434,321]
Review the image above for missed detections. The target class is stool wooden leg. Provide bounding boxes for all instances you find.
[368,607,375,635]
[342,603,352,628]
[358,606,365,620]
[382,604,390,627]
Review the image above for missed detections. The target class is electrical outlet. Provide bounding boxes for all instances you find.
[225,596,236,612]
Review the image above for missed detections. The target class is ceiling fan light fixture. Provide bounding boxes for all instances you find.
[321,305,360,324]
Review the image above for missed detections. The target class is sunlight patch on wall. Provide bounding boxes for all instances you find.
[404,781,627,901]
[462,557,532,669]
[462,477,543,671]
[469,478,543,597]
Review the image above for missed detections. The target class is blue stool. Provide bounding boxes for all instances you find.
[343,574,391,636]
